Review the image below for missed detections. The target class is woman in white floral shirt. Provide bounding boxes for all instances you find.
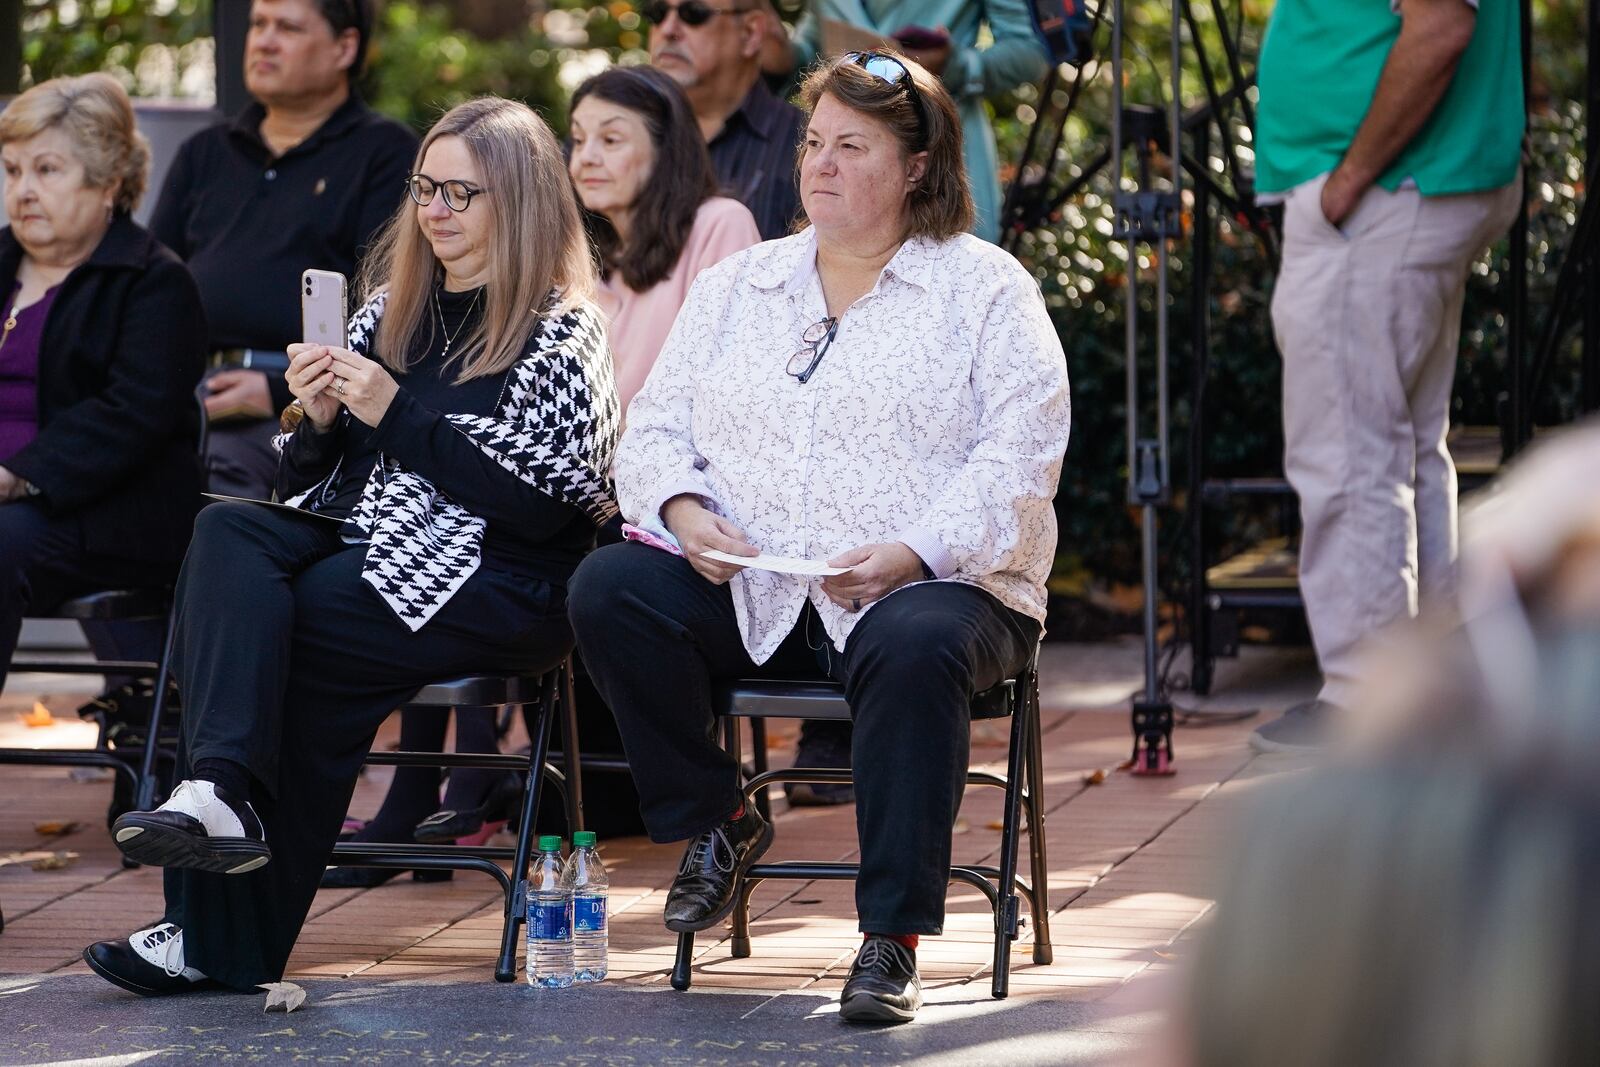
[570,51,1069,1025]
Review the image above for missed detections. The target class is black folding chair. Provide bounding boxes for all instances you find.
[0,590,180,817]
[670,652,1054,999]
[327,656,585,982]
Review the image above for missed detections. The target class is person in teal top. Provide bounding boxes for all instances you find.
[1248,0,1525,755]
[1256,0,1522,204]
[764,1,1048,243]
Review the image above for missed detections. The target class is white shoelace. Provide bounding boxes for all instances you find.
[136,923,187,979]
[679,826,737,877]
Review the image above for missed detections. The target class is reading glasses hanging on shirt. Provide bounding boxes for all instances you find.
[786,316,839,385]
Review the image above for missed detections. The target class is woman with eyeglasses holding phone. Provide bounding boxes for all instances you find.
[568,65,760,417]
[569,52,1068,1025]
[84,97,619,998]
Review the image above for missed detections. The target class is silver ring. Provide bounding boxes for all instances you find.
[335,377,346,396]
[851,598,860,612]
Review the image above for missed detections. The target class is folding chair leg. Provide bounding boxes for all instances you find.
[749,719,771,822]
[558,658,584,835]
[1024,671,1053,965]
[671,931,695,990]
[990,677,1033,999]
[496,676,559,982]
[133,609,181,812]
[731,878,753,958]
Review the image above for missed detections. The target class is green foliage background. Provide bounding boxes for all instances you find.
[19,0,1594,606]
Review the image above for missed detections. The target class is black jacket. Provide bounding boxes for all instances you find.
[0,214,207,565]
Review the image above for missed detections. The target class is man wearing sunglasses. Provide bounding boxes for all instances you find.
[150,0,416,501]
[646,0,805,241]
[760,1,1047,243]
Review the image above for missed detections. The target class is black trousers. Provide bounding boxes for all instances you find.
[0,500,169,695]
[568,543,1039,936]
[162,503,573,988]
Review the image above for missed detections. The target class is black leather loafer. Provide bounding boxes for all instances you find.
[663,806,773,933]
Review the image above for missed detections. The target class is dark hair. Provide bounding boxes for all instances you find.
[314,0,372,80]
[569,66,719,292]
[798,52,973,240]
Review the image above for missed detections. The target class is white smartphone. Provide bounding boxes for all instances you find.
[300,268,349,347]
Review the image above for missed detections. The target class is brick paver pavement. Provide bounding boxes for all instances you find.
[0,641,1315,1014]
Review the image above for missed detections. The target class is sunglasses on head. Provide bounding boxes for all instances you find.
[640,0,749,27]
[839,51,928,149]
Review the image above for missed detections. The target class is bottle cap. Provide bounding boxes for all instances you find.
[537,835,563,852]
[573,831,597,848]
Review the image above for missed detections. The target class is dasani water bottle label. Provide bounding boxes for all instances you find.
[529,901,571,941]
[574,895,606,933]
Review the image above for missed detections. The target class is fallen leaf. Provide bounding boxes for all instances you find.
[1082,768,1107,786]
[260,981,307,1013]
[30,851,78,871]
[34,820,82,837]
[952,818,969,835]
[1153,950,1178,961]
[986,820,1005,831]
[22,703,55,727]
[1116,758,1136,772]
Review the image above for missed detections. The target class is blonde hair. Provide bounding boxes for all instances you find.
[0,73,150,215]
[358,96,597,381]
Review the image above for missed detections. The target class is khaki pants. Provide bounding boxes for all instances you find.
[1273,172,1521,706]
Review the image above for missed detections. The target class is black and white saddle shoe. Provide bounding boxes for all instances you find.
[84,922,213,997]
[113,779,271,874]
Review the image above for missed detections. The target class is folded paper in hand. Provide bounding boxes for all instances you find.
[700,549,854,576]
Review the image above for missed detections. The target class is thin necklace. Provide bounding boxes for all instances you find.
[433,287,482,360]
[0,281,22,354]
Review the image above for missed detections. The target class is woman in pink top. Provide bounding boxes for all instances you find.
[569,67,761,415]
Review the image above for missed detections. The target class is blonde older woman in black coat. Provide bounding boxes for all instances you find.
[0,73,205,701]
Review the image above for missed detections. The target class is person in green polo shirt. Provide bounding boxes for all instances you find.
[1250,0,1523,753]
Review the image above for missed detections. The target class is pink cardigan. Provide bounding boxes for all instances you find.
[597,197,761,414]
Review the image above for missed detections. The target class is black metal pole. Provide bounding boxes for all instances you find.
[214,0,251,117]
[1188,123,1214,698]
[1585,0,1600,413]
[0,0,21,96]
[1507,0,1532,451]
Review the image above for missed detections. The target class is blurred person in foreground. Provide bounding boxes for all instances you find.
[0,75,205,724]
[82,97,617,996]
[1180,422,1600,1067]
[569,51,1069,1024]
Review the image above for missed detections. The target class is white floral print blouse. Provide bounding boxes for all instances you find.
[616,227,1071,663]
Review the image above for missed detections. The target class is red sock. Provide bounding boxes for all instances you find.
[728,801,745,822]
[866,932,918,951]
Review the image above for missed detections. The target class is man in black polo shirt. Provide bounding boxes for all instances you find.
[647,0,805,241]
[152,0,416,498]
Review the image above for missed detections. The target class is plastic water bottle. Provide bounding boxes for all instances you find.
[525,835,573,987]
[566,831,609,982]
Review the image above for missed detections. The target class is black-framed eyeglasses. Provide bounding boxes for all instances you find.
[640,0,749,27]
[840,50,928,149]
[786,316,839,385]
[407,174,489,212]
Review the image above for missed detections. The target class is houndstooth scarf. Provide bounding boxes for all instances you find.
[281,290,619,630]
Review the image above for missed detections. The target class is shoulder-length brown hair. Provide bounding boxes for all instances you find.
[569,66,719,292]
[797,53,973,240]
[358,96,597,381]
